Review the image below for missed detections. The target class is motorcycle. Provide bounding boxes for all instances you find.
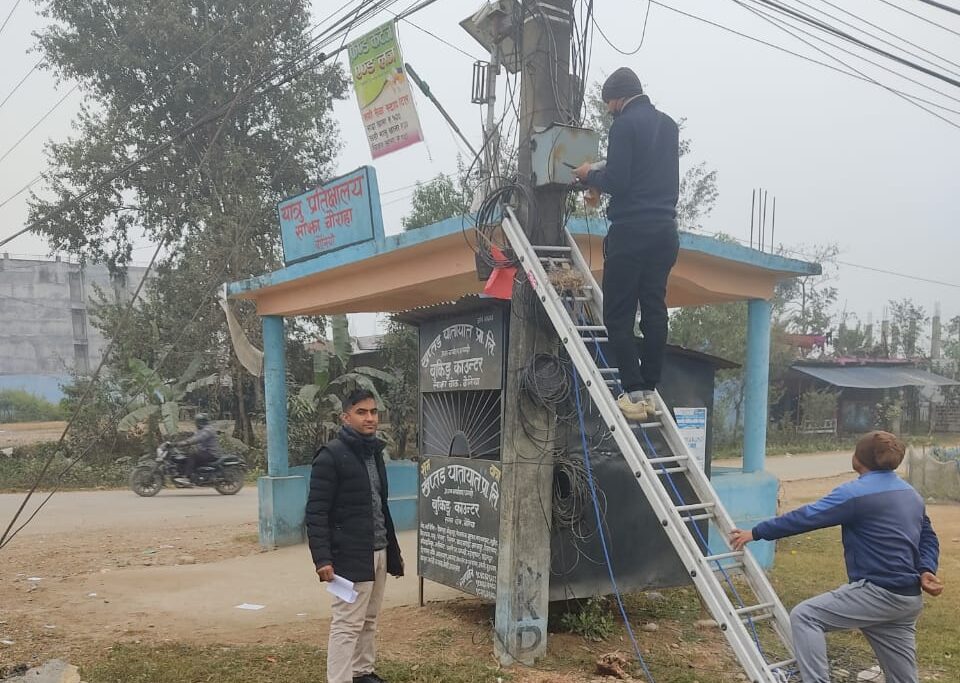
[129,442,246,497]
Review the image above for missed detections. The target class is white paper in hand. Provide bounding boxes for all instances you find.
[326,574,358,604]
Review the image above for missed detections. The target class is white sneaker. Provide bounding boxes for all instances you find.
[173,477,193,487]
[616,393,649,422]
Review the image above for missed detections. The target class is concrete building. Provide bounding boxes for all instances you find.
[0,254,148,401]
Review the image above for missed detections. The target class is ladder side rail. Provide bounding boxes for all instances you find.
[649,391,795,649]
[503,209,779,681]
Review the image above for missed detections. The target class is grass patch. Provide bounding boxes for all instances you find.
[80,643,510,683]
[771,527,960,679]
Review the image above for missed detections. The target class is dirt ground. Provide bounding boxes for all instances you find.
[0,422,68,449]
[2,473,958,681]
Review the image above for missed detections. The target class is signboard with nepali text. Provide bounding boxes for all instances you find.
[276,166,383,265]
[348,22,424,159]
[418,456,501,601]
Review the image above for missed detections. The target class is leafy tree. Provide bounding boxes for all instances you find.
[402,156,474,230]
[287,314,396,465]
[117,357,218,438]
[774,243,839,335]
[888,298,928,358]
[581,83,718,229]
[379,318,419,458]
[29,0,347,442]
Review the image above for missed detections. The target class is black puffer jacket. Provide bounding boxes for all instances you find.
[305,427,403,582]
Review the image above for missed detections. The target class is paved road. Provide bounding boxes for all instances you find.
[0,451,855,539]
[0,487,258,537]
[714,450,853,481]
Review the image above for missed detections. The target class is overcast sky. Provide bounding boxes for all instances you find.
[1,0,958,340]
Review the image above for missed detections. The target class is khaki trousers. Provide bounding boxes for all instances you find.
[326,549,387,683]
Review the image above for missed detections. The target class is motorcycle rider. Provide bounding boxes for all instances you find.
[172,412,219,486]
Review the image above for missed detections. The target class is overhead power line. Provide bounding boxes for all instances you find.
[647,1,960,115]
[733,0,960,129]
[814,0,960,73]
[0,59,42,113]
[913,0,960,17]
[793,0,960,78]
[875,0,960,37]
[0,0,24,37]
[750,0,960,88]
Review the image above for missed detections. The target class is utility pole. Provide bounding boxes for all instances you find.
[494,0,573,666]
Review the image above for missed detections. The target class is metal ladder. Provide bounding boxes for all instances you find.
[500,207,797,683]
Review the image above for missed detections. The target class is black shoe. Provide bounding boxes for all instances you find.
[353,674,387,683]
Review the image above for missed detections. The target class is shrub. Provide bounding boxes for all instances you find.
[0,389,64,422]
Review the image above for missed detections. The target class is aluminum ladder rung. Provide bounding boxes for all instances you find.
[575,325,606,332]
[742,612,774,624]
[703,550,745,563]
[599,367,619,374]
[532,245,572,252]
[656,466,689,475]
[736,602,775,617]
[675,502,715,513]
[767,659,797,671]
[679,511,712,522]
[648,455,689,465]
[500,207,795,683]
[582,336,608,342]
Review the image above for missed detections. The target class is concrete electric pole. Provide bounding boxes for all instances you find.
[494,0,574,666]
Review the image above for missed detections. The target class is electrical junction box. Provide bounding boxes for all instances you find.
[530,124,600,188]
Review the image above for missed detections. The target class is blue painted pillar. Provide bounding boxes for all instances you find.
[262,315,289,477]
[743,299,772,474]
[259,315,306,549]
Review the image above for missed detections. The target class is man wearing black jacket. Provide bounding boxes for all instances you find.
[306,389,403,683]
[574,67,680,422]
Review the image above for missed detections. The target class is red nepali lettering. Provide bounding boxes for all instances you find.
[280,200,304,223]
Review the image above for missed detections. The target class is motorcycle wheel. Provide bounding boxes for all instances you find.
[214,467,245,495]
[130,465,164,497]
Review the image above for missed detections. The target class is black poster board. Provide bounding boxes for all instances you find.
[417,456,501,600]
[418,310,505,392]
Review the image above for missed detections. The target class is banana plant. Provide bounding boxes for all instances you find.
[118,355,218,436]
[287,314,398,464]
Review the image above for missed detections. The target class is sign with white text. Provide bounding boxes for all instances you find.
[418,310,505,393]
[276,166,383,265]
[348,22,424,159]
[674,407,708,470]
[418,456,501,600]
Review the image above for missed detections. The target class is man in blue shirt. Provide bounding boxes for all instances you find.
[730,431,942,683]
[574,67,680,423]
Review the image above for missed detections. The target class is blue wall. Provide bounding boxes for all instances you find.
[289,460,418,533]
[708,468,779,569]
[0,375,69,403]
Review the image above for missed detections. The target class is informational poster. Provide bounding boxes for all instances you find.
[674,407,708,470]
[418,456,501,600]
[419,310,505,393]
[348,22,424,159]
[276,166,383,265]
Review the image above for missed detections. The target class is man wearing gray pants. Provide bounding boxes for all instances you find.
[730,431,942,683]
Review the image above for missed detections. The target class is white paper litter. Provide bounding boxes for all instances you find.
[26,577,42,582]
[234,603,265,611]
[326,575,358,604]
[0,640,14,645]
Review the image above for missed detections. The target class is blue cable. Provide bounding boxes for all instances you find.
[571,363,656,683]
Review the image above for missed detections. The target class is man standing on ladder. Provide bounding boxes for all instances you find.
[574,67,680,422]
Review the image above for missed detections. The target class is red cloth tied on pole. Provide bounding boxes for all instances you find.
[483,245,517,300]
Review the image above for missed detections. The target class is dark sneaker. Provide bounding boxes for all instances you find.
[354,674,388,683]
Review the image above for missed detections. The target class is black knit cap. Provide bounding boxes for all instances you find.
[601,67,643,102]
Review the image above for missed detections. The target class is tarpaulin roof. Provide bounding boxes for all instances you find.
[793,365,960,390]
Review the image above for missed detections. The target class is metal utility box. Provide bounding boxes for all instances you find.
[530,124,600,187]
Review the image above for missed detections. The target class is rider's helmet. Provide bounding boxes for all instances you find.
[195,412,211,429]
